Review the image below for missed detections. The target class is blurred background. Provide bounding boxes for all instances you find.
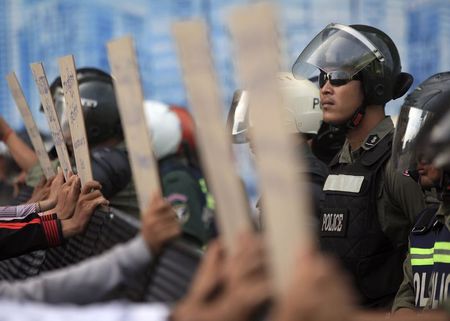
[0,0,449,199]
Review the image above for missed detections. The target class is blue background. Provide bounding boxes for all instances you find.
[1,0,449,129]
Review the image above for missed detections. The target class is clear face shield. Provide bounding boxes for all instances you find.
[228,90,251,144]
[428,106,450,169]
[292,23,385,81]
[392,106,436,177]
[52,87,73,149]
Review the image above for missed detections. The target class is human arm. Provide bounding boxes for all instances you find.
[0,192,180,304]
[26,176,52,205]
[385,160,426,225]
[0,172,63,220]
[0,178,105,259]
[171,232,271,321]
[0,236,151,303]
[0,202,40,219]
[0,300,171,321]
[0,116,38,172]
[0,212,62,260]
[58,180,108,238]
[35,171,65,213]
[270,248,356,321]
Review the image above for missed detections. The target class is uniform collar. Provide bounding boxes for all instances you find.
[338,117,394,164]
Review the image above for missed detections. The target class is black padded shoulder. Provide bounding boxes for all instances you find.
[91,147,131,198]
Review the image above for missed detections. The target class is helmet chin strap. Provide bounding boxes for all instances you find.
[328,100,367,134]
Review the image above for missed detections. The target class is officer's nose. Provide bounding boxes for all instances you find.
[320,79,334,95]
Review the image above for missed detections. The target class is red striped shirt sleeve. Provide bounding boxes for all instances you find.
[39,212,63,247]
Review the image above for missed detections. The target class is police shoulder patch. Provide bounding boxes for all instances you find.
[364,134,380,149]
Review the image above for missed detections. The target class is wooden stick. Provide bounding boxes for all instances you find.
[107,36,161,214]
[30,62,72,181]
[228,3,315,294]
[58,55,93,187]
[6,72,55,179]
[172,20,252,252]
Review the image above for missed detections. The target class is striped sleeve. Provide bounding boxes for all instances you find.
[39,212,63,247]
[0,203,38,220]
[0,212,62,260]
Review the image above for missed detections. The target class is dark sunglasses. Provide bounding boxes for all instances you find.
[319,71,361,88]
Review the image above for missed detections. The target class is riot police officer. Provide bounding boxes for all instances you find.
[292,23,426,308]
[26,68,136,215]
[227,72,328,222]
[392,72,450,312]
[144,101,213,246]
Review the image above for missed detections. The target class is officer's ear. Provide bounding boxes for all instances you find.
[393,72,413,99]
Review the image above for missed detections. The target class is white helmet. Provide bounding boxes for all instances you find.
[144,100,182,160]
[228,72,322,143]
[277,72,322,135]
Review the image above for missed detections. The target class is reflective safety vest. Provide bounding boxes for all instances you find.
[410,205,450,309]
[320,133,407,308]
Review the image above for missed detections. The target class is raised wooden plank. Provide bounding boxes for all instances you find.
[172,20,252,251]
[107,36,160,214]
[58,55,93,186]
[6,72,55,179]
[30,62,72,181]
[228,3,315,294]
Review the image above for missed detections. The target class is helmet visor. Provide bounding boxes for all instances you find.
[428,106,450,168]
[292,23,385,80]
[392,106,435,175]
[227,90,250,144]
[53,88,73,147]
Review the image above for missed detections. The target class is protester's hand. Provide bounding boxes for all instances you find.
[271,249,356,321]
[45,170,65,208]
[171,241,226,321]
[36,171,65,211]
[61,180,108,238]
[28,176,53,204]
[182,240,225,304]
[172,231,270,321]
[141,191,181,255]
[219,232,271,321]
[54,174,81,220]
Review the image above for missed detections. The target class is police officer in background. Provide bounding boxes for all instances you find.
[392,72,450,312]
[144,101,213,246]
[228,72,328,222]
[292,23,426,308]
[26,68,136,215]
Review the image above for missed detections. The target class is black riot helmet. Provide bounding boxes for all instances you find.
[293,23,413,128]
[44,67,123,147]
[392,72,450,196]
[409,72,450,169]
[349,24,413,106]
